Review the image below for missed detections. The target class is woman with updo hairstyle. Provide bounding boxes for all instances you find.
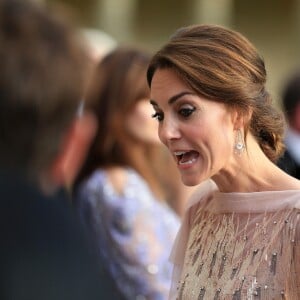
[147,24,300,299]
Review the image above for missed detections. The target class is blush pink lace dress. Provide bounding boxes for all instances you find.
[170,180,300,299]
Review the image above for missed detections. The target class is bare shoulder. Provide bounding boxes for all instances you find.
[186,179,218,210]
[282,175,300,190]
[106,167,127,195]
[273,168,300,191]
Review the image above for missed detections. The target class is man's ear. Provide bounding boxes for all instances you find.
[50,111,98,190]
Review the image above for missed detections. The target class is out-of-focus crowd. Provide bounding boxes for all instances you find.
[1,1,299,299]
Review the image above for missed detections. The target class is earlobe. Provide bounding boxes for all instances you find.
[50,112,98,190]
[231,109,243,129]
[232,108,252,130]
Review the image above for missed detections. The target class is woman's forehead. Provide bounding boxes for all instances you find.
[150,69,191,100]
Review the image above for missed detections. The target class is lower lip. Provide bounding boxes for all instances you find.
[177,158,198,169]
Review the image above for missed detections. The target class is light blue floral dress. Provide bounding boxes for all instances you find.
[75,168,180,300]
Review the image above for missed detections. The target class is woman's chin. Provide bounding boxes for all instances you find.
[181,175,204,187]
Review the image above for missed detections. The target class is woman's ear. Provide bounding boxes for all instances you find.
[232,108,253,130]
[50,111,98,190]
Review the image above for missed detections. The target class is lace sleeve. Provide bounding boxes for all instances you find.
[75,171,180,300]
[292,212,300,296]
[283,208,300,299]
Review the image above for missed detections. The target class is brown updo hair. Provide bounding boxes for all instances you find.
[147,24,285,162]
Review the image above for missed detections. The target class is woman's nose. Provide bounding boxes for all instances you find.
[159,117,181,142]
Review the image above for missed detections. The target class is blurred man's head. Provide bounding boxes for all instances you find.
[0,0,97,191]
[282,71,300,132]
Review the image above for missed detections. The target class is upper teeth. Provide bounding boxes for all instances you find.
[174,151,187,156]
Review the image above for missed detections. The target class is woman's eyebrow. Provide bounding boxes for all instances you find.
[150,91,194,107]
[150,99,158,106]
[168,91,194,104]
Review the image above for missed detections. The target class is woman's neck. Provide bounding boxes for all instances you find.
[212,135,300,193]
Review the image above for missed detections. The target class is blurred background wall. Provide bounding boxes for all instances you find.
[44,0,300,106]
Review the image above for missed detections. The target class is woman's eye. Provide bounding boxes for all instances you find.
[151,112,163,121]
[179,107,195,118]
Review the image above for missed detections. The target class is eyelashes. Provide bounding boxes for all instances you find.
[151,107,196,122]
[151,112,163,121]
[179,107,196,118]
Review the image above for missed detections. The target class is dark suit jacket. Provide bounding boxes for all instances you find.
[277,150,300,180]
[0,169,124,300]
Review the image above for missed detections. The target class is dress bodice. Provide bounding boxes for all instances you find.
[171,180,300,300]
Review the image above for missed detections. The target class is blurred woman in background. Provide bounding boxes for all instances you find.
[74,47,180,300]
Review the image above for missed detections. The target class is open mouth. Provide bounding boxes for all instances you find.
[174,150,199,165]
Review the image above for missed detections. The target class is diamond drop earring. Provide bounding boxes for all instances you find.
[234,129,245,155]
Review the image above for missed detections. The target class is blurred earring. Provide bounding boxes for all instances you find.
[234,129,245,155]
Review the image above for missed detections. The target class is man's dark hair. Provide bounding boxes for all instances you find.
[0,0,89,179]
[282,71,300,122]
